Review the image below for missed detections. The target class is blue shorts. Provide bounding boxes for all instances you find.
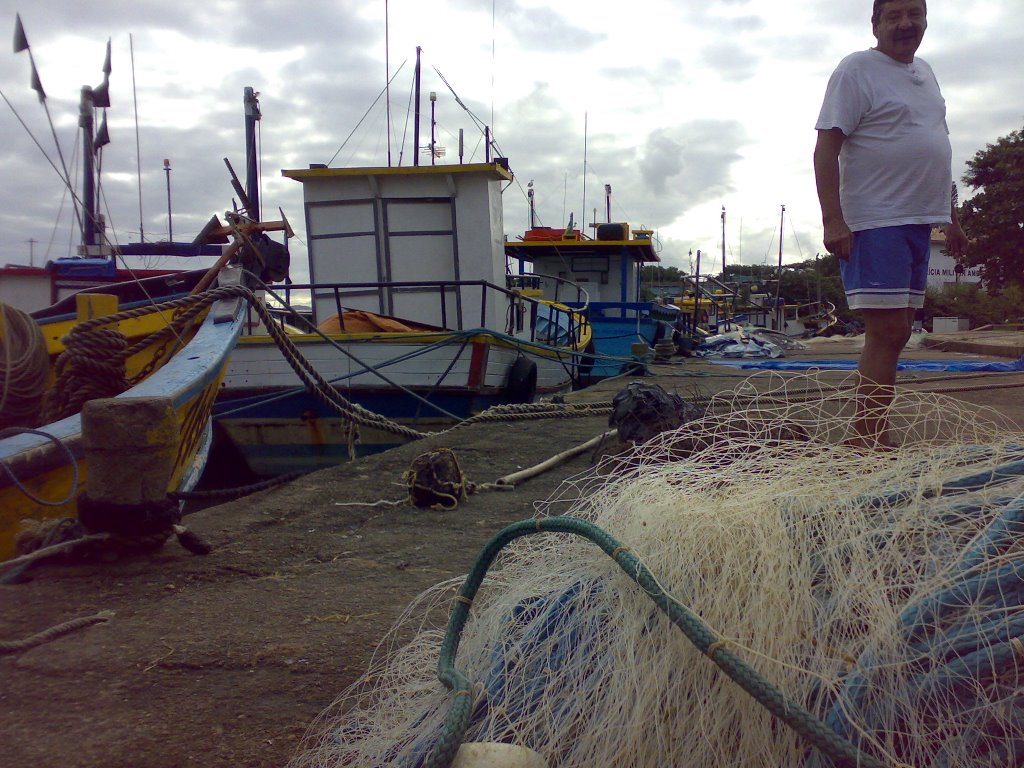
[840,224,931,310]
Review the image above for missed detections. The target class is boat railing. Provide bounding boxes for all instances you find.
[506,272,591,312]
[254,279,590,350]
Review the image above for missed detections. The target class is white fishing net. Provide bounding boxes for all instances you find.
[292,372,1024,768]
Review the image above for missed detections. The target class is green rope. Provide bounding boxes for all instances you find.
[425,516,888,768]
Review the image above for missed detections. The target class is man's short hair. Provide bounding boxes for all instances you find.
[872,0,927,25]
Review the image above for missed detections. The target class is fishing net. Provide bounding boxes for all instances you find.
[292,371,1024,768]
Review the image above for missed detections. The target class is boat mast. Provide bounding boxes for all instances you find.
[774,204,786,329]
[130,34,145,241]
[244,86,261,222]
[79,86,98,251]
[692,248,702,331]
[413,46,421,167]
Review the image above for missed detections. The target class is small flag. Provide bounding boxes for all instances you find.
[93,77,110,108]
[94,115,110,150]
[13,13,29,53]
[29,59,46,102]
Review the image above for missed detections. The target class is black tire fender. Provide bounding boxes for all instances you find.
[505,356,538,403]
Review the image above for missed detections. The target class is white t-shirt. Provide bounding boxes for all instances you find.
[816,48,952,231]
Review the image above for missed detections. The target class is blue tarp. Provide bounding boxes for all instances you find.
[711,356,1024,373]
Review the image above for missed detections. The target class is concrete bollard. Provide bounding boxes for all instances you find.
[81,396,180,508]
[451,742,548,768]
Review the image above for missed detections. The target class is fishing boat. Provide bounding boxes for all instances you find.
[0,264,250,559]
[508,198,839,378]
[0,19,270,558]
[213,157,592,477]
[505,203,660,382]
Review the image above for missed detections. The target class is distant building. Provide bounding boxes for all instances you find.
[928,227,981,291]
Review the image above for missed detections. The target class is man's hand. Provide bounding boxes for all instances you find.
[944,220,968,257]
[824,218,854,260]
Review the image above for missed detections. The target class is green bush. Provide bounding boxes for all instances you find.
[923,283,1024,329]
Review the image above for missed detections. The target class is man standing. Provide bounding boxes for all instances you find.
[814,0,967,448]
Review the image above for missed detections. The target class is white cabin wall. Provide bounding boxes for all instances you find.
[0,274,51,313]
[297,168,508,330]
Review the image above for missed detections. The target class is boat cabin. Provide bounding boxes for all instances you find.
[281,162,514,331]
[504,223,660,318]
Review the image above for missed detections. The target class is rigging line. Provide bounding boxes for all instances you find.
[786,213,806,260]
[431,64,507,158]
[398,69,415,166]
[26,57,84,238]
[326,60,407,167]
[0,88,75,198]
[61,136,83,259]
[385,0,392,167]
[3,92,104,262]
[491,0,496,134]
[130,33,145,242]
[246,273,464,421]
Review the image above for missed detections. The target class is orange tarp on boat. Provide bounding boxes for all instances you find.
[317,311,434,334]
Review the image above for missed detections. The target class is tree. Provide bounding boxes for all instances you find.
[959,125,1024,291]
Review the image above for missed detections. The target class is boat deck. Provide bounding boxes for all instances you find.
[1,329,1022,768]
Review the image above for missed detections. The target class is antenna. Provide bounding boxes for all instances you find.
[130,34,145,241]
[721,206,726,276]
[163,159,173,242]
[527,180,535,229]
[581,112,588,235]
[385,0,392,167]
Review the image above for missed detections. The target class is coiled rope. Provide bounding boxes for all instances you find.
[0,303,49,429]
[38,285,249,423]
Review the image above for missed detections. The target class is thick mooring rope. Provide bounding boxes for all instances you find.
[0,303,49,429]
[0,610,114,655]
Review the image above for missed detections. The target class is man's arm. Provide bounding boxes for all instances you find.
[813,128,853,260]
[945,184,968,257]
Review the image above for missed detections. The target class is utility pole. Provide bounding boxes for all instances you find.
[720,206,727,276]
[27,238,37,267]
[164,158,173,242]
[429,91,437,166]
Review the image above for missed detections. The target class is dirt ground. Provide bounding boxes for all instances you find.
[3,338,1023,768]
[1,409,619,768]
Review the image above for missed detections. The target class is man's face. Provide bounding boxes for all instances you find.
[873,0,927,63]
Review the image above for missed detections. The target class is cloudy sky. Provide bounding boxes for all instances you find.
[1,0,1021,281]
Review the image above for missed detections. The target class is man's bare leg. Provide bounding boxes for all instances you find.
[850,307,914,448]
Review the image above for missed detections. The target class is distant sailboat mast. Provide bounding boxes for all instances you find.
[774,203,786,329]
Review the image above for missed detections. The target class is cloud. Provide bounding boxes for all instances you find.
[637,120,747,211]
[1,0,1020,277]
